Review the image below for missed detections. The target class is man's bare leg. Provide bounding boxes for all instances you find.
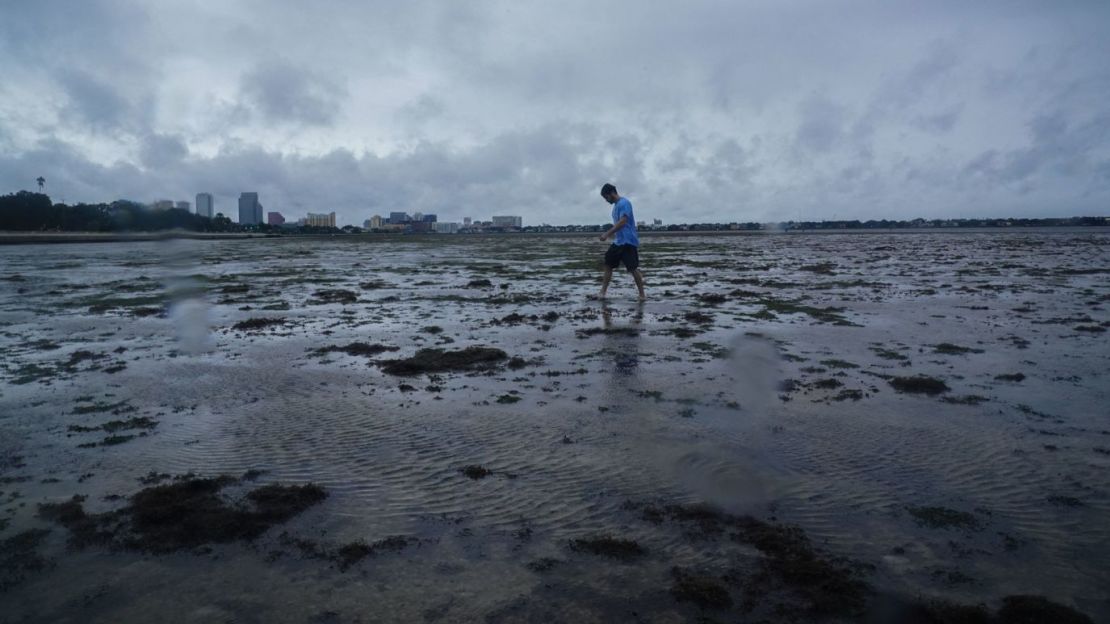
[599,267,613,299]
[632,269,646,300]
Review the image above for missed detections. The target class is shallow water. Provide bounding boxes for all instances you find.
[1,231,1107,622]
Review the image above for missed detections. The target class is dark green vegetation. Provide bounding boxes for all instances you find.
[568,535,646,560]
[756,298,855,325]
[890,375,950,395]
[575,326,640,338]
[941,395,989,405]
[893,595,1093,624]
[4,349,129,385]
[313,342,400,357]
[820,359,859,369]
[932,343,985,355]
[633,502,870,617]
[871,346,910,360]
[626,502,1091,621]
[380,346,508,375]
[37,476,326,553]
[232,317,287,331]
[1073,324,1105,332]
[1,529,52,591]
[460,465,492,479]
[308,289,358,305]
[68,416,156,434]
[995,595,1093,624]
[670,567,734,608]
[907,506,981,530]
[284,534,419,572]
[526,557,561,572]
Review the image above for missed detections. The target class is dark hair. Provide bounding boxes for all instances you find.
[600,183,617,196]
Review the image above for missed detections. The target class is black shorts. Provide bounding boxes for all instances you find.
[604,244,640,272]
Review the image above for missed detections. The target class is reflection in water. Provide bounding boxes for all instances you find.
[601,300,644,384]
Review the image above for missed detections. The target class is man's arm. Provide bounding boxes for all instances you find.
[600,215,628,241]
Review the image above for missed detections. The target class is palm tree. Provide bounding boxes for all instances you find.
[36,176,45,192]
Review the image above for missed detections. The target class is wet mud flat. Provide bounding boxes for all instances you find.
[0,230,1107,622]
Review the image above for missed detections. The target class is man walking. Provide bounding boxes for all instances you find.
[598,183,646,300]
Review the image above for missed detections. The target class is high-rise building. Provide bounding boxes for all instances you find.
[422,213,437,223]
[238,192,263,225]
[304,212,336,227]
[267,212,285,226]
[412,212,423,222]
[492,215,523,228]
[196,193,214,218]
[463,217,472,226]
[389,211,409,224]
[365,215,383,229]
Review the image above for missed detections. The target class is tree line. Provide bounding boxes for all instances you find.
[0,191,236,232]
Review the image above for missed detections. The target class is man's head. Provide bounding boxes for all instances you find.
[600,183,619,204]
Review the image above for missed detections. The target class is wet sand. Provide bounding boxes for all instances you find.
[0,231,1107,622]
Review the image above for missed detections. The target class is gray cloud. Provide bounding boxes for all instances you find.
[56,69,135,132]
[139,134,189,169]
[795,93,848,154]
[239,59,347,126]
[1,1,1108,224]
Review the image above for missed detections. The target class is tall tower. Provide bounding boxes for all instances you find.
[238,192,262,225]
[196,193,214,218]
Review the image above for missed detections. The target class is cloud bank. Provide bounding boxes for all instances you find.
[1,1,1108,225]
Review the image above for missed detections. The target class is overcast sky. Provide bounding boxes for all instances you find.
[1,1,1108,225]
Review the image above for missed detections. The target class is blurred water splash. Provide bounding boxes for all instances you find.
[160,238,214,354]
[725,332,785,417]
[664,333,792,514]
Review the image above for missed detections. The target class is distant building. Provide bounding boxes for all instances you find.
[267,212,285,226]
[389,211,409,225]
[238,192,263,225]
[422,213,437,223]
[176,201,191,211]
[412,212,423,222]
[410,221,433,233]
[196,193,214,218]
[433,222,460,234]
[492,215,522,228]
[653,218,662,225]
[463,217,472,226]
[365,215,383,229]
[304,212,336,227]
[151,199,174,211]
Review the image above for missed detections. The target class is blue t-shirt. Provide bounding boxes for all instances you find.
[611,197,640,247]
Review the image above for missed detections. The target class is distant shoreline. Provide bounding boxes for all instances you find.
[0,231,282,245]
[1,225,1107,245]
